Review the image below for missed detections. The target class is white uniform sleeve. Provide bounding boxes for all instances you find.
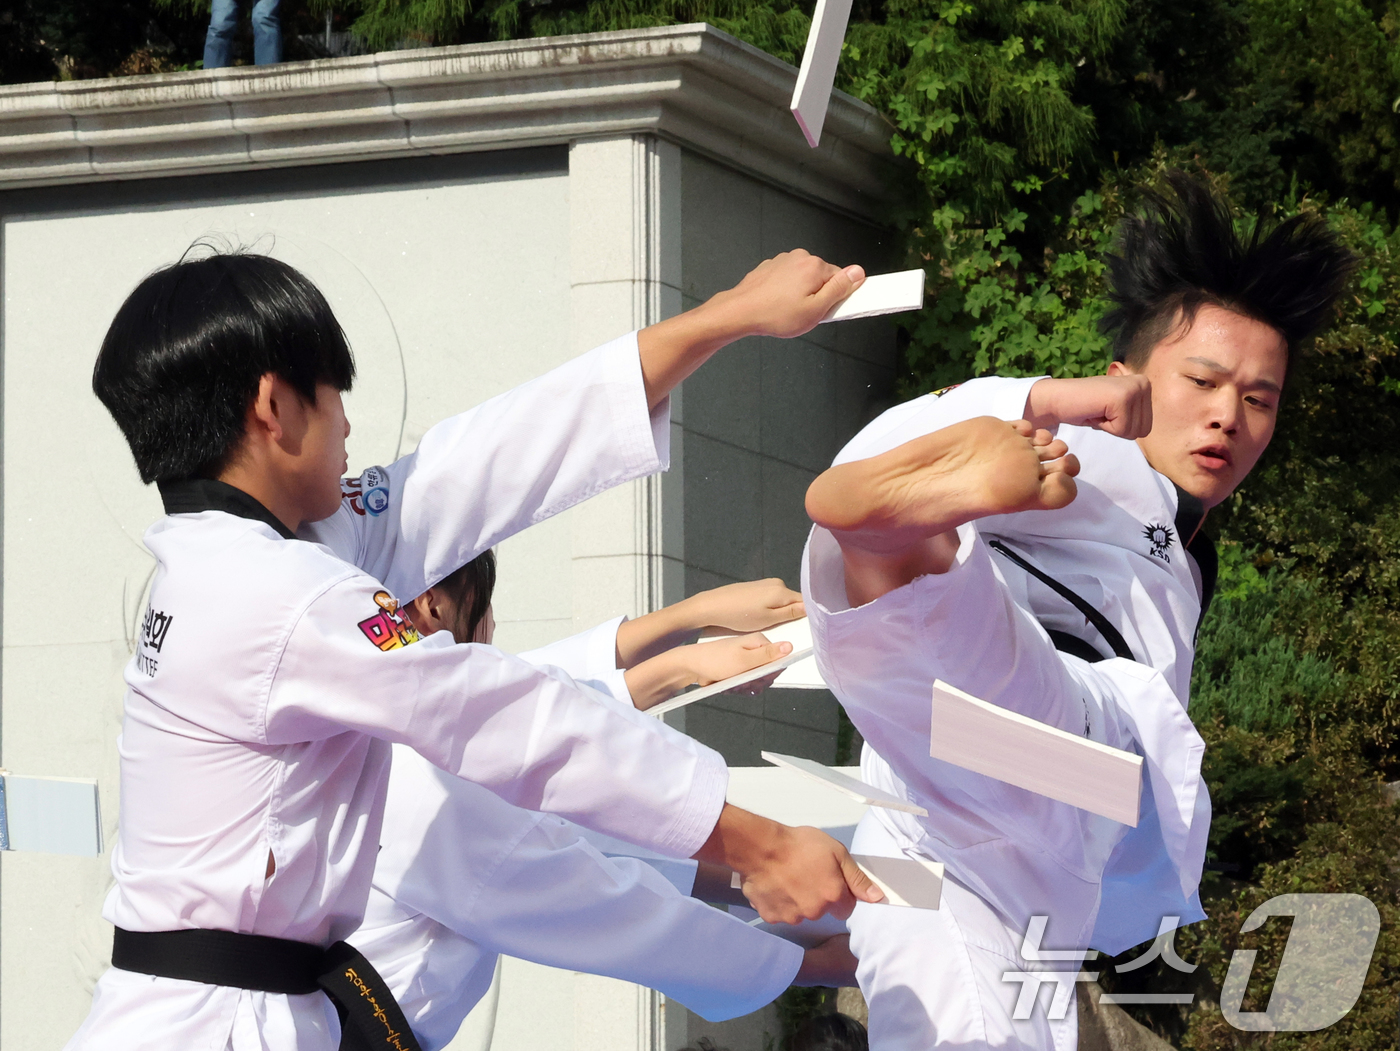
[377,752,802,1023]
[264,574,724,858]
[304,333,668,603]
[518,617,632,706]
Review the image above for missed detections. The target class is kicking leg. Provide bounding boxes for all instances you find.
[805,417,1078,607]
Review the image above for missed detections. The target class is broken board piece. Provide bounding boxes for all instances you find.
[0,771,103,856]
[821,269,925,323]
[647,646,814,717]
[851,855,944,910]
[761,750,929,817]
[790,0,856,147]
[930,680,1143,826]
[694,618,827,690]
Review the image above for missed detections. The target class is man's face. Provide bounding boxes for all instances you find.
[298,383,351,523]
[1110,304,1287,508]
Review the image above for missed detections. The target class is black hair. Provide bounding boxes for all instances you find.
[435,549,498,645]
[790,1012,869,1051]
[92,250,356,485]
[1101,172,1358,370]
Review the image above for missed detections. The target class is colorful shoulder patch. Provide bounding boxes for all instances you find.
[340,466,391,518]
[358,591,421,651]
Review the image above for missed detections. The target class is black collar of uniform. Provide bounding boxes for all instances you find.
[1174,484,1217,622]
[157,478,297,540]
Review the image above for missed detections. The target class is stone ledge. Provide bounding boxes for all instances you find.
[0,25,895,218]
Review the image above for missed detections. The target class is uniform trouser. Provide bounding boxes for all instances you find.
[848,815,1080,1051]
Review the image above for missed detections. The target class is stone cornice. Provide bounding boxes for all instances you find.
[0,24,895,218]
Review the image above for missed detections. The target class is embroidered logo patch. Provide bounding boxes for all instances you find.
[358,591,421,651]
[362,466,390,517]
[1143,522,1176,562]
[340,466,391,518]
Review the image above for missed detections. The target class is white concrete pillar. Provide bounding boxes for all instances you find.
[567,136,685,631]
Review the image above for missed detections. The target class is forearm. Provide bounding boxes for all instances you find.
[623,648,701,710]
[615,600,704,668]
[637,292,753,411]
[691,861,750,907]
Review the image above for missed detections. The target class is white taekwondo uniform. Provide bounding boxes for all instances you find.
[350,622,803,1051]
[68,334,730,1051]
[801,376,1212,1051]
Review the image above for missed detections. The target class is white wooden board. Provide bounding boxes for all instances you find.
[821,269,926,323]
[646,646,814,716]
[852,854,944,909]
[790,0,856,147]
[0,772,103,856]
[761,750,928,816]
[930,680,1142,825]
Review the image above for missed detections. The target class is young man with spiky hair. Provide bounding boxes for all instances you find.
[68,249,883,1050]
[799,174,1356,1051]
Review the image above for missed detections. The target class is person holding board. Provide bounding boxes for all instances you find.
[67,247,881,1050]
[343,559,855,1050]
[800,174,1356,1050]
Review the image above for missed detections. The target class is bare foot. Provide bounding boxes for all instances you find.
[806,418,1079,603]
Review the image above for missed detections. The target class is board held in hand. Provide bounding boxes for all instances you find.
[821,269,926,323]
[647,646,814,717]
[930,680,1143,825]
[790,0,856,147]
[760,750,929,816]
[852,854,944,910]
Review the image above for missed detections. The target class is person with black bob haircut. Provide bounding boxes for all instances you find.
[796,173,1356,1051]
[70,245,887,1050]
[93,252,356,486]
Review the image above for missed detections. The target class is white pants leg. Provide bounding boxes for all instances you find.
[848,815,1080,1051]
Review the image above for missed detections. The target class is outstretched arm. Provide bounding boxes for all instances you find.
[306,253,863,602]
[616,578,805,667]
[638,251,864,410]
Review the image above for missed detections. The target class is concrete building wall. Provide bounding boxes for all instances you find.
[670,149,893,768]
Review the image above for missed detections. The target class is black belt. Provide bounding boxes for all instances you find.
[112,927,421,1051]
[988,539,1136,663]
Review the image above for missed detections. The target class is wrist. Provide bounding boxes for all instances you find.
[693,803,786,873]
[1023,377,1061,430]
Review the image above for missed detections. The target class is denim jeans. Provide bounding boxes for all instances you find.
[204,0,282,68]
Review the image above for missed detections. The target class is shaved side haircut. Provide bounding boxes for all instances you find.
[1101,172,1358,371]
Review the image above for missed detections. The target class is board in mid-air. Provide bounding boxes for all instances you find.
[930,680,1143,825]
[790,0,857,147]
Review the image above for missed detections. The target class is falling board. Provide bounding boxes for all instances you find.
[760,750,928,816]
[790,0,857,147]
[930,679,1143,826]
[647,645,814,717]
